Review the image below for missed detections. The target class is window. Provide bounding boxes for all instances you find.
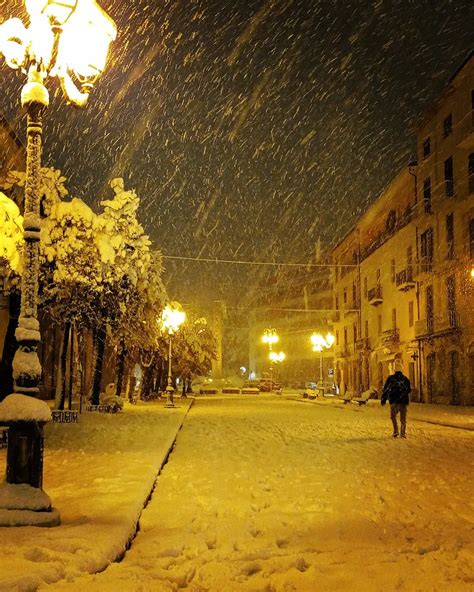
[352,282,357,308]
[446,275,456,327]
[353,323,357,343]
[408,301,414,328]
[444,156,454,196]
[469,153,474,194]
[377,314,382,335]
[423,177,432,213]
[343,288,347,304]
[364,320,369,339]
[391,259,396,283]
[363,276,367,298]
[423,137,431,159]
[392,308,397,330]
[343,327,348,345]
[336,330,339,346]
[335,295,339,310]
[420,228,434,271]
[443,113,452,138]
[446,213,454,259]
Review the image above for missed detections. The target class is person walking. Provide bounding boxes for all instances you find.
[381,359,411,438]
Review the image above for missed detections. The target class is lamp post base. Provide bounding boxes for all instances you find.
[0,481,60,527]
[0,507,60,527]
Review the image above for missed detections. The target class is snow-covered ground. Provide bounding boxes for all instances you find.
[0,400,192,592]
[25,395,474,592]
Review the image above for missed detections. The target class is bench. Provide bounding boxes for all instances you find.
[51,410,79,423]
[222,387,241,394]
[85,404,117,413]
[338,392,354,404]
[241,387,260,394]
[199,388,218,395]
[351,388,378,406]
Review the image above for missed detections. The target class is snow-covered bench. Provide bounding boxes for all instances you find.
[222,387,241,394]
[199,388,218,395]
[338,392,354,404]
[351,388,378,406]
[51,410,79,423]
[241,387,260,394]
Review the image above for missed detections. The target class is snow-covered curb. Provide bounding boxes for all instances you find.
[0,399,194,591]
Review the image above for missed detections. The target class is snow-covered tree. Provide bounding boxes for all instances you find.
[172,317,218,392]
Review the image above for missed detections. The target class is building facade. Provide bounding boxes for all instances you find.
[332,53,474,405]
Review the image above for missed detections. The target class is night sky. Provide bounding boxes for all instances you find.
[1,0,473,306]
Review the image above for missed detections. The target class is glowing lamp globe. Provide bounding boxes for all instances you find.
[55,0,116,86]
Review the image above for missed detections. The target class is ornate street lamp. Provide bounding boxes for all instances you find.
[262,328,279,391]
[160,302,186,408]
[0,0,116,526]
[310,332,335,387]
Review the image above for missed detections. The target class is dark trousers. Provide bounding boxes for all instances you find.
[390,403,407,436]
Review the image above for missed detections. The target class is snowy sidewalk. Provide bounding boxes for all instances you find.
[283,391,474,431]
[0,398,193,592]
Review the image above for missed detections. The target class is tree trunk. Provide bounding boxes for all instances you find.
[115,337,126,398]
[140,364,154,400]
[67,323,74,410]
[55,322,70,410]
[0,291,21,400]
[91,325,106,405]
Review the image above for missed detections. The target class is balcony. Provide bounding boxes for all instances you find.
[381,328,400,347]
[414,319,430,338]
[436,311,461,334]
[367,285,383,306]
[396,268,416,292]
[355,337,370,351]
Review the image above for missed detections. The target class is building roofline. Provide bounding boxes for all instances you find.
[331,164,415,256]
[414,51,473,131]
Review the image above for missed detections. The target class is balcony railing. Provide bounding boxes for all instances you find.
[367,285,383,306]
[396,268,416,291]
[381,328,400,347]
[414,312,460,338]
[355,337,370,351]
[437,311,461,333]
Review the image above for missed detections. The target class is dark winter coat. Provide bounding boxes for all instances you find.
[381,371,411,405]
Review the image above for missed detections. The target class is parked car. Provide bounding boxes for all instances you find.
[242,379,282,392]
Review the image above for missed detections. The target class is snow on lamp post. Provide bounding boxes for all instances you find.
[310,332,335,387]
[160,303,186,408]
[262,328,279,392]
[0,0,116,527]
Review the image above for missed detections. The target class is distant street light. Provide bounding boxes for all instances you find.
[310,332,335,386]
[160,302,186,408]
[262,328,279,391]
[0,0,116,527]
